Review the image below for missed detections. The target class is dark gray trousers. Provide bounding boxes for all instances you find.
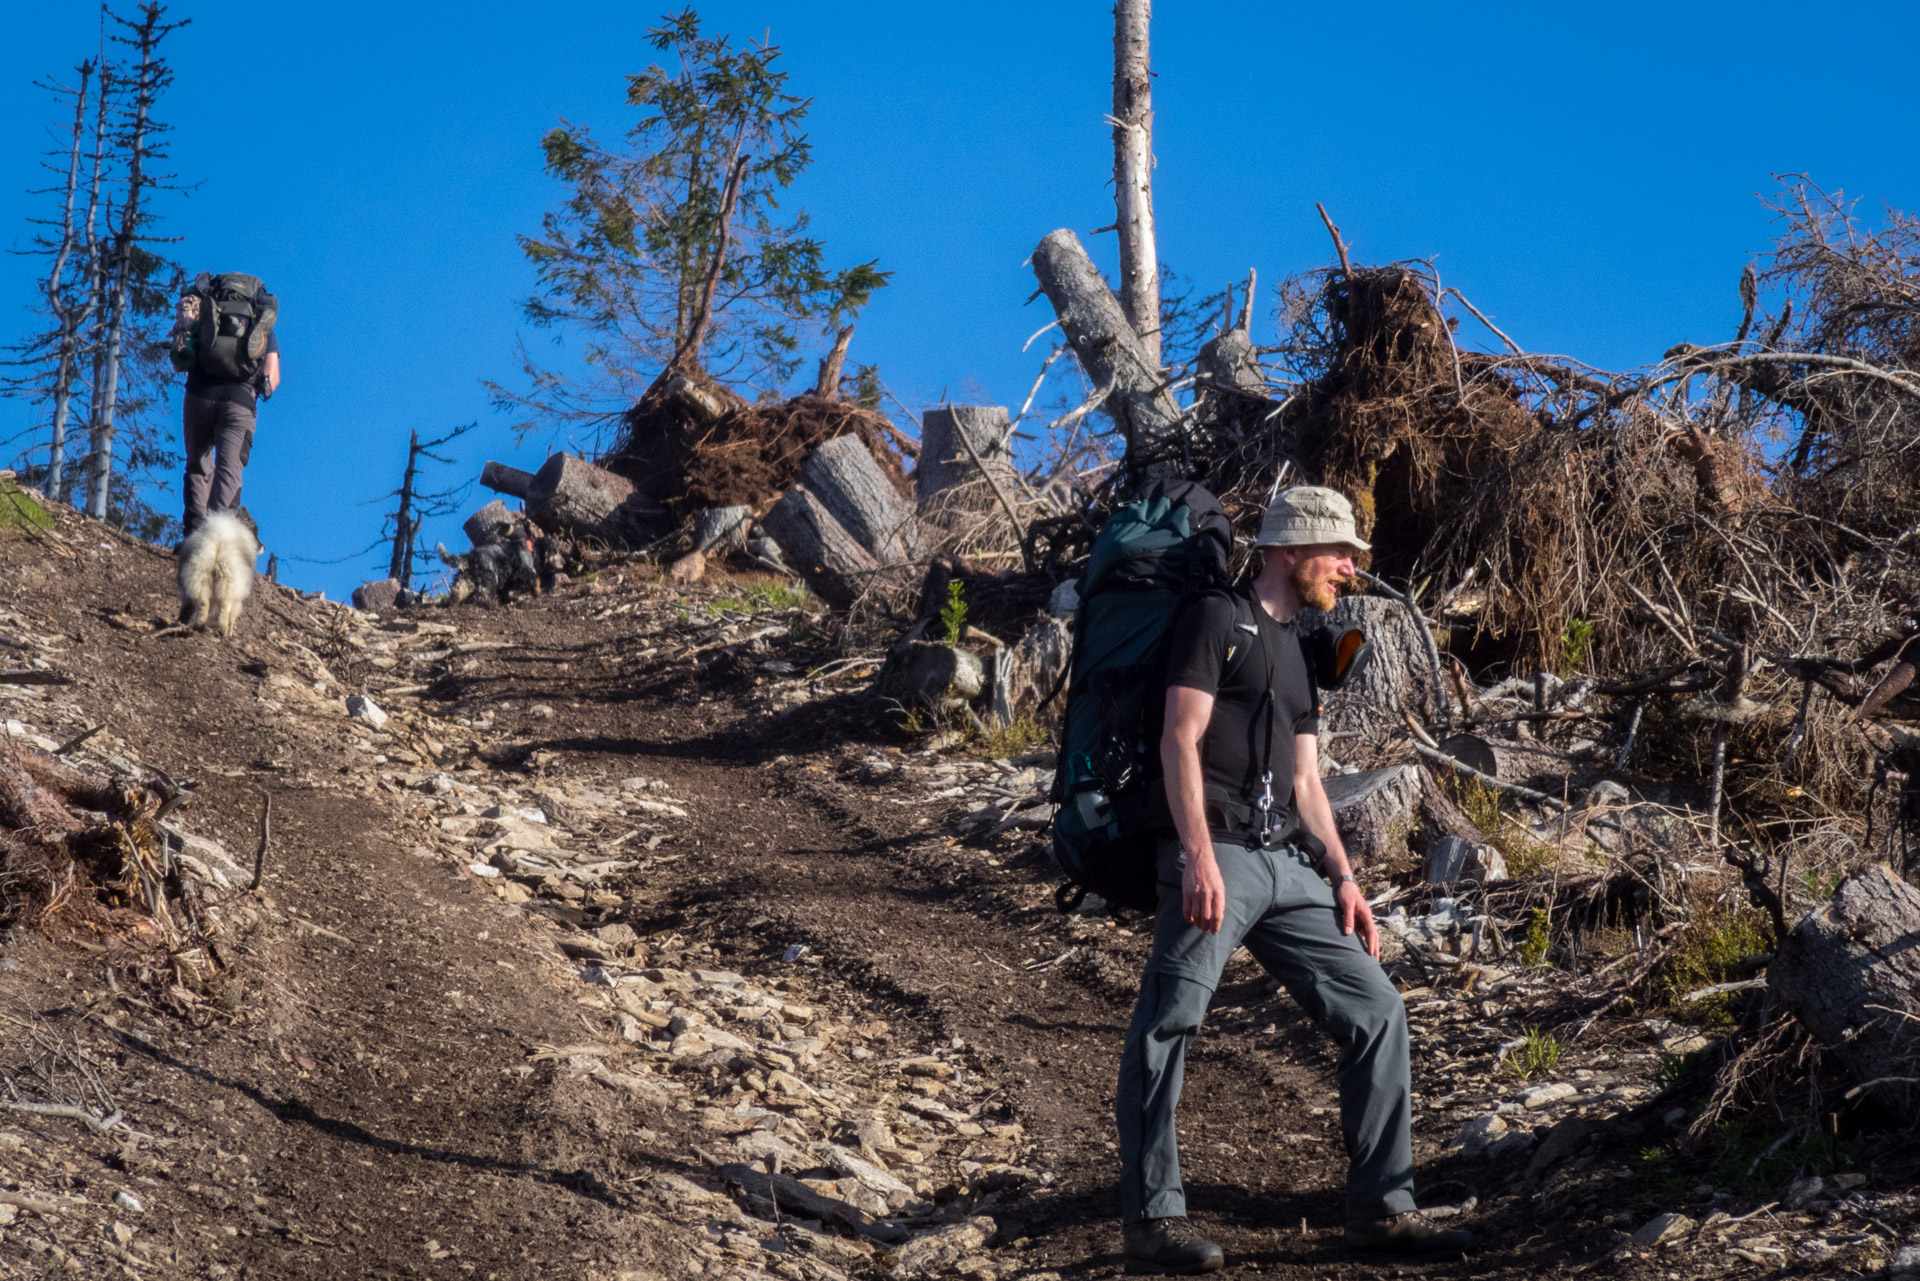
[182,393,255,534]
[1115,838,1416,1222]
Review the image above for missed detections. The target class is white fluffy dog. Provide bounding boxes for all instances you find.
[177,511,261,637]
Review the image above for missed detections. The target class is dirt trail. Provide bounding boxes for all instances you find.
[0,510,1889,1281]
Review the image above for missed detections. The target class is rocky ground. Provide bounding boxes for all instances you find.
[0,503,1913,1280]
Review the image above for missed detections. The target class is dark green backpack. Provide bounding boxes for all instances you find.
[176,272,278,383]
[1049,479,1234,912]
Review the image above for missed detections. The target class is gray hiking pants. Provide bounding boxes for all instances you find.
[1116,838,1415,1223]
[182,393,255,534]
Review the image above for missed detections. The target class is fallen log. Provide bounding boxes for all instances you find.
[802,435,925,564]
[526,454,633,536]
[1029,229,1184,470]
[1769,865,1920,1105]
[759,484,879,606]
[479,461,536,499]
[692,506,752,554]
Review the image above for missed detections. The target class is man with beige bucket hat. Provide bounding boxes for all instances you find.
[1116,486,1474,1271]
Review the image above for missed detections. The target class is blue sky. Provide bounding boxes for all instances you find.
[2,2,1916,599]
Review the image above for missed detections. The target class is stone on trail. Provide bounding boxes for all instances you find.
[890,1216,996,1277]
[345,694,387,727]
[1520,1081,1577,1109]
[1630,1212,1694,1247]
[1526,1116,1592,1180]
[351,578,402,612]
[1450,1112,1506,1157]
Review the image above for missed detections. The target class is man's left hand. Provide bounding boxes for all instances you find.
[1336,880,1380,959]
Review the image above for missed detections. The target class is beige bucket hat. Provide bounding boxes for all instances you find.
[1254,485,1370,552]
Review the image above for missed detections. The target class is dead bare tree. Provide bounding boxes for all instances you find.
[1110,0,1159,369]
[85,3,187,524]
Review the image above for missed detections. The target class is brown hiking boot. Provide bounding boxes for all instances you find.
[1345,1210,1475,1255]
[1122,1217,1225,1274]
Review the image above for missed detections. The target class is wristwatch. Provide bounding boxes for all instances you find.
[1334,874,1358,886]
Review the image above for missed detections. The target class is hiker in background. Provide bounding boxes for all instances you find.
[169,272,280,538]
[1116,486,1474,1272]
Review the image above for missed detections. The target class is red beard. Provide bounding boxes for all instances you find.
[1291,562,1342,612]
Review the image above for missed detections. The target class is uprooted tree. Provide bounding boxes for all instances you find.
[1011,175,1920,1110]
[489,6,889,446]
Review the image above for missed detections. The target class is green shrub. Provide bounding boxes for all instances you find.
[1520,908,1553,969]
[975,717,1051,758]
[1558,617,1595,677]
[940,580,967,646]
[1659,907,1772,1024]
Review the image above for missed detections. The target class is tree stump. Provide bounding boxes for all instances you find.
[1769,865,1920,1104]
[803,435,926,563]
[917,406,1016,508]
[1323,764,1422,868]
[759,484,878,606]
[1002,617,1072,722]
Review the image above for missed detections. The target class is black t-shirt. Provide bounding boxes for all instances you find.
[185,328,279,409]
[1164,589,1321,837]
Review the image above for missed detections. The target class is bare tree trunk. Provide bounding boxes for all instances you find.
[389,430,420,584]
[671,150,748,375]
[44,63,95,504]
[815,323,855,399]
[1112,0,1159,367]
[1030,229,1183,472]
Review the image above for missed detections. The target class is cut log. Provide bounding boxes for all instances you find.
[1193,326,1281,435]
[917,406,1016,507]
[1769,865,1920,1104]
[1030,229,1184,470]
[479,461,536,499]
[463,499,521,548]
[987,647,1016,725]
[525,454,639,538]
[1323,764,1422,868]
[692,506,752,554]
[802,435,926,564]
[759,484,878,606]
[878,643,985,709]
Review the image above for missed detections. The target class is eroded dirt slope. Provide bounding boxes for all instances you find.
[0,506,1906,1280]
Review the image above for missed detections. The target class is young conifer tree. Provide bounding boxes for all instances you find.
[493,8,888,442]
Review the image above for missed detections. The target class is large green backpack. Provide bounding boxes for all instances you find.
[175,272,278,383]
[1049,479,1235,912]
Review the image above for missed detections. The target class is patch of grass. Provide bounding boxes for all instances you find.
[704,580,817,617]
[1455,780,1558,877]
[0,479,54,533]
[1658,907,1772,1024]
[1558,617,1595,677]
[1505,1025,1562,1079]
[1705,1118,1854,1198]
[939,580,967,646]
[1799,869,1843,901]
[973,717,1051,759]
[1520,907,1553,969]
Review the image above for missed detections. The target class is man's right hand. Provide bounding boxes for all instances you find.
[1182,848,1226,934]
